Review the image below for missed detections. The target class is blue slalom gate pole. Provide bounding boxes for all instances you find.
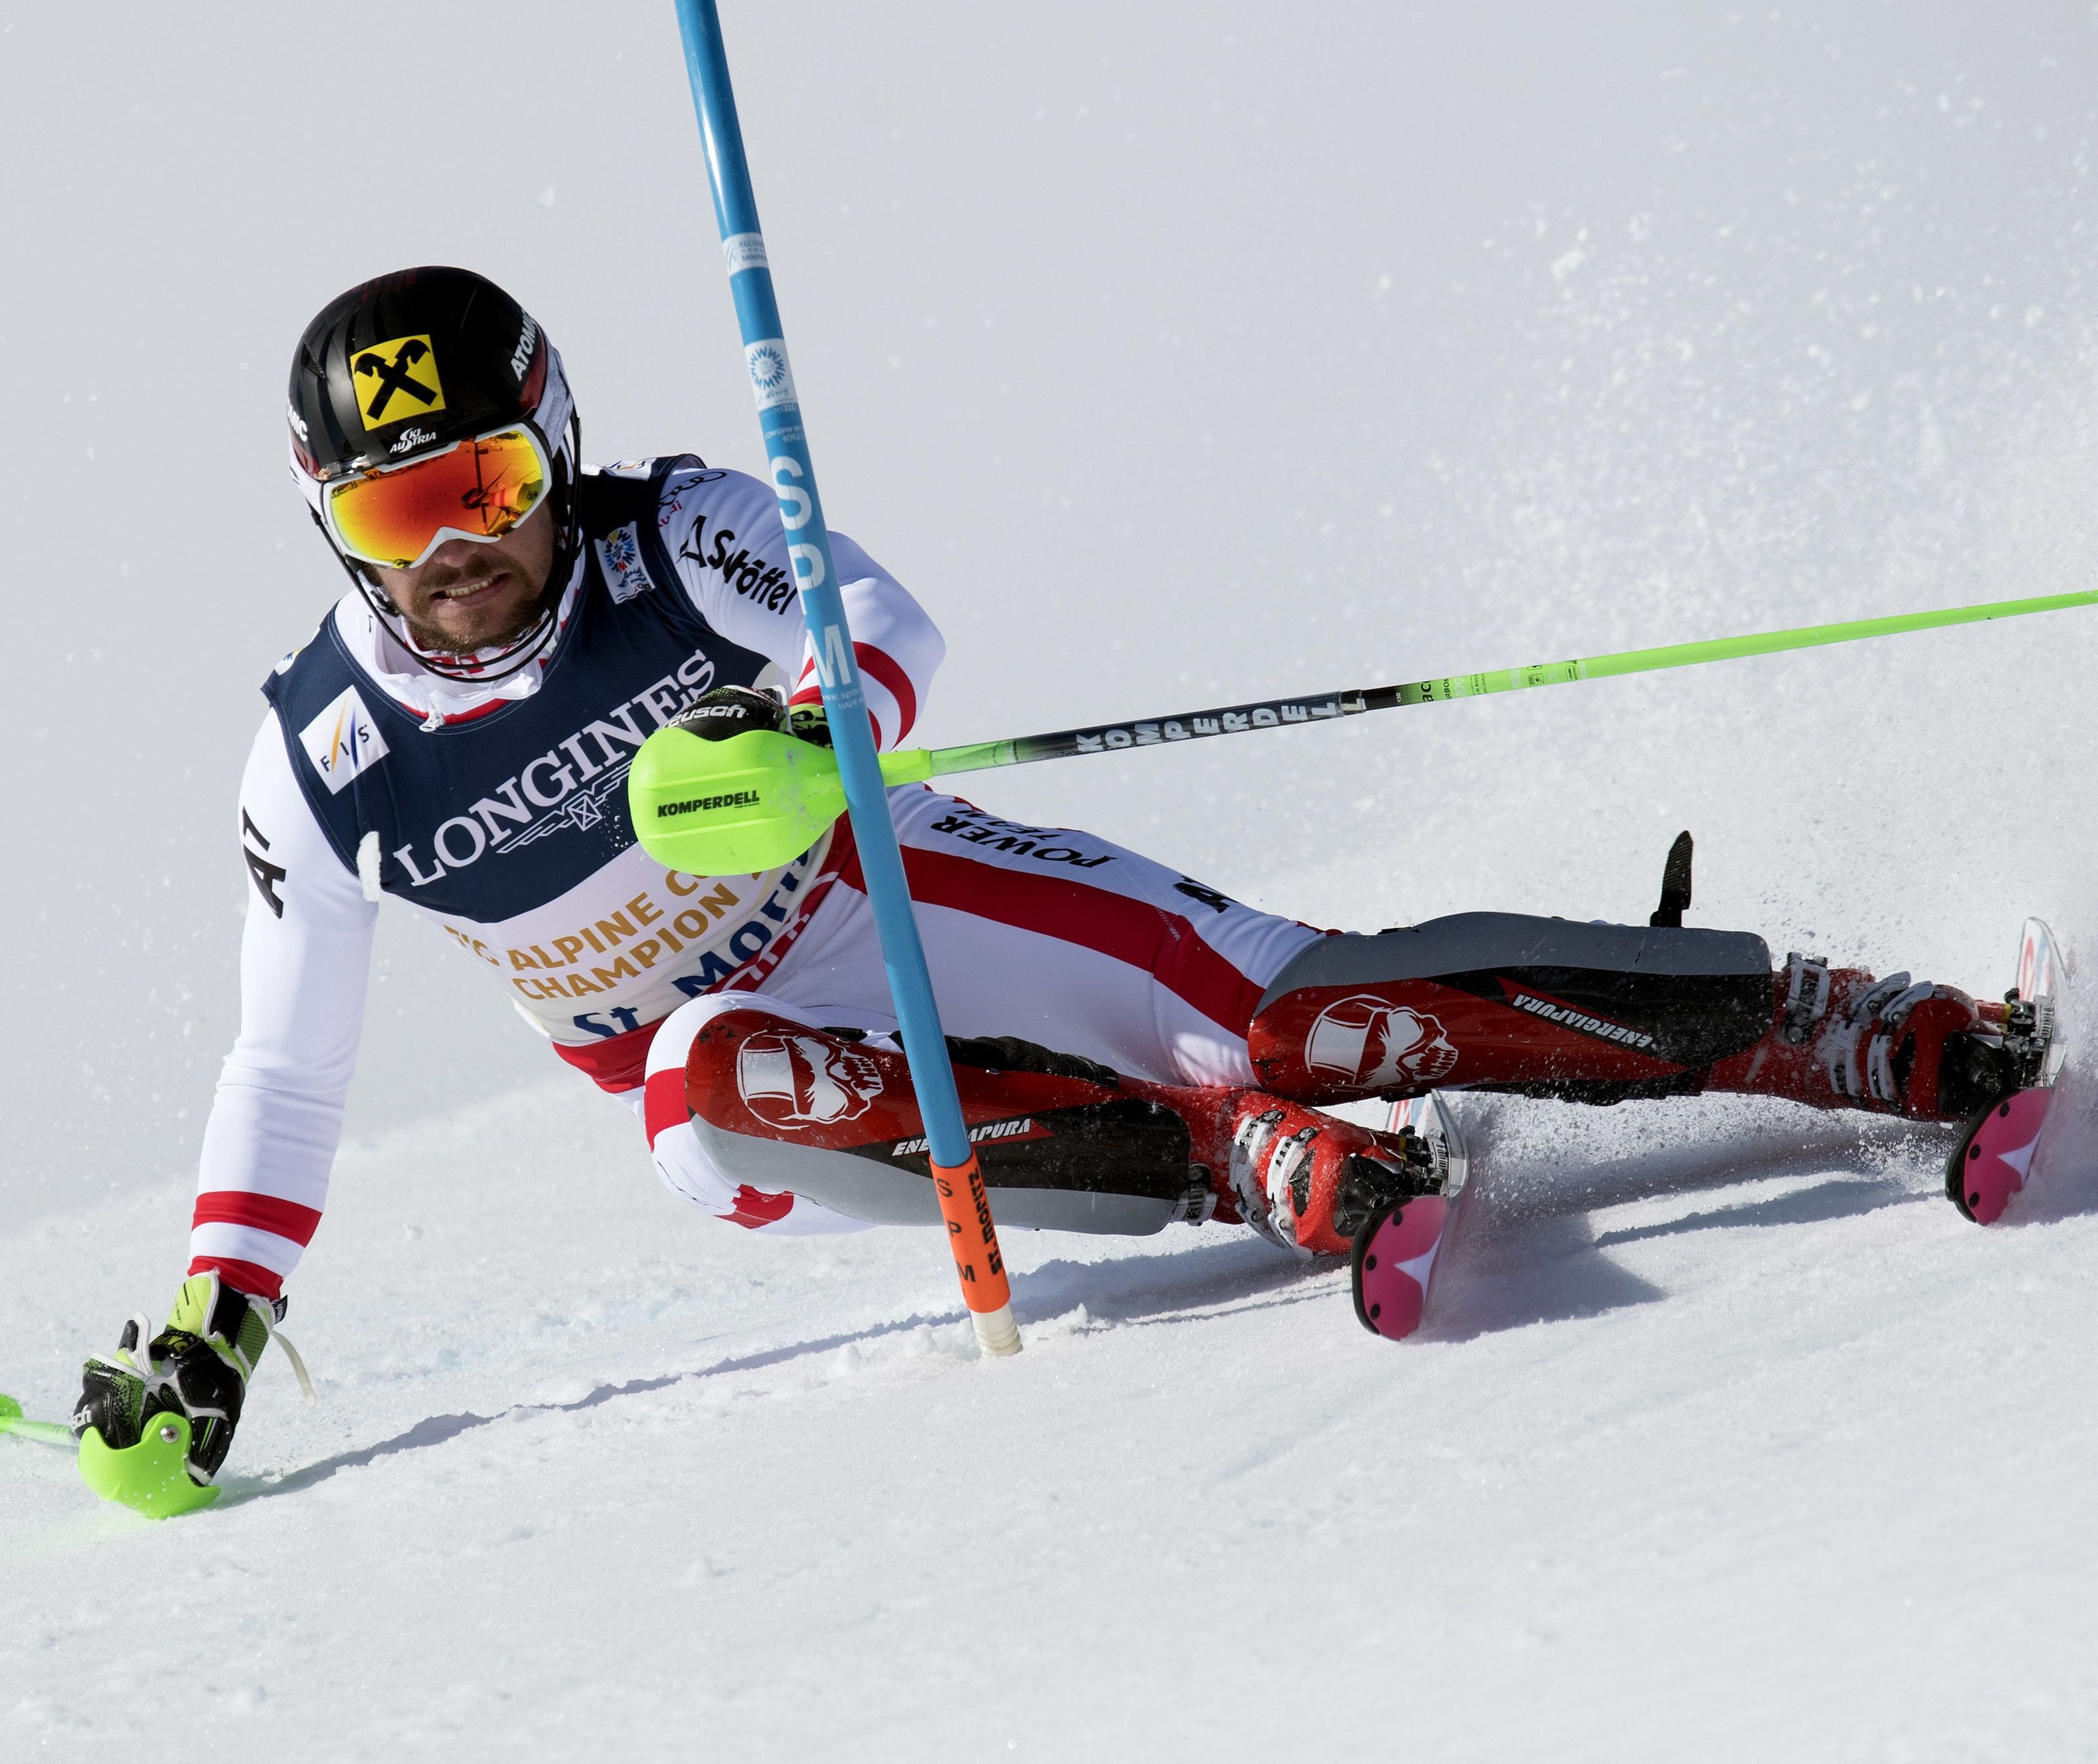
[672,0,1019,1355]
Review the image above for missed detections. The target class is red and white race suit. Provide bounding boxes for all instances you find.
[193,457,1321,1298]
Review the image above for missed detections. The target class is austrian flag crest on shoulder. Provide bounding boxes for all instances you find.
[298,686,390,793]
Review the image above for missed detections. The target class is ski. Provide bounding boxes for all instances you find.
[1349,1091,1474,1341]
[1947,916,2069,1225]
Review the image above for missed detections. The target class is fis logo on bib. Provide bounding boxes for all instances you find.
[299,686,390,794]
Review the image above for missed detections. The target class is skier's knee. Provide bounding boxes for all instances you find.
[644,990,801,1091]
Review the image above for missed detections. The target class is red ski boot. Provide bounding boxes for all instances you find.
[1707,953,2019,1123]
[1195,1093,1444,1257]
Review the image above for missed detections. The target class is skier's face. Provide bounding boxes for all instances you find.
[370,501,556,656]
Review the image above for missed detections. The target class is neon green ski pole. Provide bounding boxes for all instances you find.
[0,1391,73,1446]
[919,586,2098,775]
[629,587,2098,875]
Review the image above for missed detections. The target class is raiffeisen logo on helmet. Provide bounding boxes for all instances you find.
[352,334,446,430]
[389,652,720,884]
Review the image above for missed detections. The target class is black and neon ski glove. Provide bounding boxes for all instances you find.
[671,684,831,748]
[785,701,832,748]
[75,1272,310,1485]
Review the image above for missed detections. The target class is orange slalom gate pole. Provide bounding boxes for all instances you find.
[932,1153,1016,1346]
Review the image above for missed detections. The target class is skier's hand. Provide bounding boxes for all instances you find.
[669,684,787,742]
[670,685,831,748]
[785,701,831,748]
[75,1274,287,1485]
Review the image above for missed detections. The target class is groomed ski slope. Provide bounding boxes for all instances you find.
[6,1011,2096,1761]
[8,6,2098,1757]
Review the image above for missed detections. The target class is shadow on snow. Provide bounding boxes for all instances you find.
[229,1081,2098,1500]
[222,1235,1326,1508]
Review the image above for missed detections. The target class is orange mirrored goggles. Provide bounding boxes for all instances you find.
[322,427,551,570]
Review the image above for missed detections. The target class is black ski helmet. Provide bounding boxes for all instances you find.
[287,266,580,680]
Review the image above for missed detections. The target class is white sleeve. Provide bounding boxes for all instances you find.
[660,465,944,748]
[188,714,377,1302]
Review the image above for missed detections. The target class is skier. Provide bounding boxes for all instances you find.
[75,267,2042,1483]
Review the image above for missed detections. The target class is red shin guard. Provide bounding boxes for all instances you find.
[680,1009,1433,1253]
[1245,924,2008,1125]
[683,1009,1198,1202]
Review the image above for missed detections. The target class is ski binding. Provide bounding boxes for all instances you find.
[1947,917,2068,1225]
[1350,1091,1470,1341]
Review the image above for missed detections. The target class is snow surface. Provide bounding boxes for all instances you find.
[7,1049,2098,1759]
[8,2,2098,1758]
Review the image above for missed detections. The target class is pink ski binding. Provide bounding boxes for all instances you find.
[1947,917,2067,1225]
[1351,1092,1469,1341]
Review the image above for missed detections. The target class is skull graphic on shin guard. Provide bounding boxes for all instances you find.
[1304,995,1459,1092]
[734,1030,886,1128]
